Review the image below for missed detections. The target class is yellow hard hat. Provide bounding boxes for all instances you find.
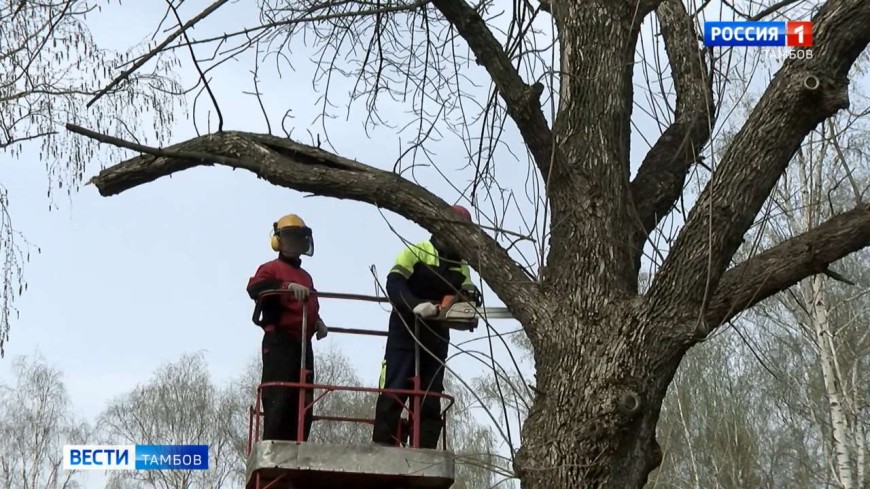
[270,214,314,256]
[275,214,306,230]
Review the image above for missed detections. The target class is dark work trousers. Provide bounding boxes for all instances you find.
[372,344,447,449]
[261,330,315,442]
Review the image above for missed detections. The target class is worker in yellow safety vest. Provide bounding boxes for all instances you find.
[372,205,480,448]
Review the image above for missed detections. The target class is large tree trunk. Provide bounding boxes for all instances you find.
[512,4,685,486]
[514,307,696,487]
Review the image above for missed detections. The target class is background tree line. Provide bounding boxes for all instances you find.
[0,346,500,489]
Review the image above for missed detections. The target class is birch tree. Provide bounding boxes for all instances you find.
[0,0,181,356]
[754,117,870,489]
[651,95,870,487]
[69,0,870,486]
[0,354,90,489]
[649,322,821,488]
[98,353,239,489]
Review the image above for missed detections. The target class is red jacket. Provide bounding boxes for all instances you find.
[247,256,321,340]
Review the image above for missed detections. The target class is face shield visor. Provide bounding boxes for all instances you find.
[276,226,314,257]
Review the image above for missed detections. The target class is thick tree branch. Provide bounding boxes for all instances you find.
[68,124,545,331]
[429,0,556,181]
[707,203,870,327]
[630,0,713,246]
[650,0,870,314]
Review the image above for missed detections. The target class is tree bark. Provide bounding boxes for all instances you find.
[706,202,870,328]
[856,414,867,487]
[514,304,692,488]
[806,275,855,489]
[650,0,870,317]
[630,0,714,267]
[543,2,639,300]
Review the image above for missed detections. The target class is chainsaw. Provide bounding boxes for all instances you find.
[433,294,513,330]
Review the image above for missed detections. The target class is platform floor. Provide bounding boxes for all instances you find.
[245,440,456,489]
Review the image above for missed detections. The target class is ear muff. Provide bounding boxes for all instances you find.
[270,222,280,251]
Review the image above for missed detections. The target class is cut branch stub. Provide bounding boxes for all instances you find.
[617,389,643,416]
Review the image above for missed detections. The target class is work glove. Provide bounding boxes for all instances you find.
[315,319,328,340]
[285,282,309,301]
[412,302,439,318]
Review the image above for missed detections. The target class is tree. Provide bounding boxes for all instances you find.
[0,354,90,489]
[443,372,502,489]
[70,0,870,486]
[0,0,181,356]
[98,352,239,489]
[649,324,807,489]
[650,99,870,488]
[747,115,870,488]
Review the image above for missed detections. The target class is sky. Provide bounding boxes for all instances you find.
[0,0,836,487]
[1,1,537,487]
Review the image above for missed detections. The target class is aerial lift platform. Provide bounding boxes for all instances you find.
[244,290,503,489]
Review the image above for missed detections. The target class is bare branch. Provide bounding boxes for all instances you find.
[707,203,870,328]
[650,0,870,317]
[630,0,714,251]
[119,0,431,68]
[166,0,224,133]
[750,0,805,21]
[430,0,556,180]
[87,0,230,108]
[69,123,545,332]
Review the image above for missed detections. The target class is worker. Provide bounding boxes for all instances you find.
[247,213,328,442]
[372,204,481,449]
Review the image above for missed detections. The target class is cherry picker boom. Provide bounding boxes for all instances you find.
[245,290,513,489]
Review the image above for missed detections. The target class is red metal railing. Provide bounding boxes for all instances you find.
[246,290,456,456]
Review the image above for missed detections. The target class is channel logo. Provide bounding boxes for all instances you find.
[63,445,209,471]
[704,21,813,47]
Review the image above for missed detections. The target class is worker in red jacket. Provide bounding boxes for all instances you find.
[247,213,328,442]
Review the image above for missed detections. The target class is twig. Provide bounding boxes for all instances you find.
[824,268,856,286]
[749,0,804,20]
[166,0,224,132]
[249,42,271,134]
[87,0,231,108]
[827,119,865,205]
[119,0,431,65]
